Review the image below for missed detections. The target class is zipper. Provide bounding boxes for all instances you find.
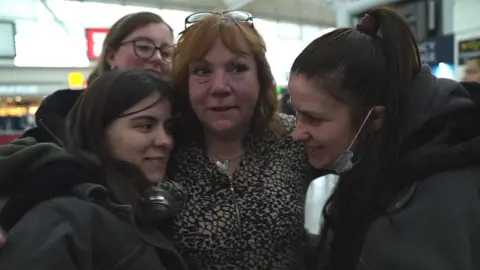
[215,160,243,238]
[228,174,243,238]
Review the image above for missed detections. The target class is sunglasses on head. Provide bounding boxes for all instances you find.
[184,10,253,28]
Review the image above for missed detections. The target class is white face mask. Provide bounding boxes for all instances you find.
[304,108,374,245]
[304,175,338,237]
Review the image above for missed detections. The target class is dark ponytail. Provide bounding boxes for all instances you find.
[291,7,421,270]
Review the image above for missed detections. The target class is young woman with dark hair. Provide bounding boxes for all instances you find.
[0,69,188,270]
[291,7,480,270]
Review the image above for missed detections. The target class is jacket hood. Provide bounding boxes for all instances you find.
[0,137,101,232]
[400,65,474,141]
[399,65,480,178]
[32,89,84,144]
[35,88,84,125]
[0,137,77,196]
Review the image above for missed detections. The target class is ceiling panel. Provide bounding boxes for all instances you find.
[71,0,336,26]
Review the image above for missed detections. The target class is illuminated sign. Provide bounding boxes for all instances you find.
[68,72,86,89]
[0,85,39,94]
[419,34,454,66]
[85,28,109,61]
[458,38,480,65]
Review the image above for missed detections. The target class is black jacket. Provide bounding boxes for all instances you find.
[314,66,480,270]
[21,89,83,144]
[0,138,189,270]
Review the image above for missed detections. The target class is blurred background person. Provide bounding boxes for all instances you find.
[463,56,480,83]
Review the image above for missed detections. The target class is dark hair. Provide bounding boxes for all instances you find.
[87,12,173,85]
[291,7,421,269]
[172,12,283,143]
[66,69,173,222]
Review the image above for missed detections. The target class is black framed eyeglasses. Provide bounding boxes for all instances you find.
[184,10,253,28]
[121,38,174,63]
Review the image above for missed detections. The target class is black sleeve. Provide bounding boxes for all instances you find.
[0,161,96,232]
[0,200,92,270]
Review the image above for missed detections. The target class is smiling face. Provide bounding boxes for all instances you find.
[107,22,174,78]
[187,38,260,138]
[289,74,356,169]
[106,92,173,183]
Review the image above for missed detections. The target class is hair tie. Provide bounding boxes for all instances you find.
[356,14,379,37]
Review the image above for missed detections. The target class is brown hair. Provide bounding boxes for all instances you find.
[87,12,173,85]
[171,13,283,143]
[66,69,173,222]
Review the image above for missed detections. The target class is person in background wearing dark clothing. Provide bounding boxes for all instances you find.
[21,11,175,145]
[21,89,83,144]
[292,8,480,270]
[463,56,480,83]
[280,90,295,115]
[0,69,188,270]
[462,81,480,110]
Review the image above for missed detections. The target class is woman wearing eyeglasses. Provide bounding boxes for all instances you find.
[22,11,175,146]
[0,10,309,269]
[170,11,308,269]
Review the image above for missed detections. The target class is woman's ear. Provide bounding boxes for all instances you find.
[105,47,118,69]
[371,105,385,131]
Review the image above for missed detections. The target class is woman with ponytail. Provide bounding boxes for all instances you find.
[292,7,480,270]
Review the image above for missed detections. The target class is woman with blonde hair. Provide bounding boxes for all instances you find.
[169,11,308,269]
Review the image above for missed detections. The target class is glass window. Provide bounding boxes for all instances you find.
[159,9,193,41]
[14,19,89,67]
[0,1,39,19]
[277,22,301,40]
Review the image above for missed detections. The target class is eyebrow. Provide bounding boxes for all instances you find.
[129,115,158,122]
[195,56,244,65]
[130,36,172,47]
[130,113,174,123]
[296,109,325,118]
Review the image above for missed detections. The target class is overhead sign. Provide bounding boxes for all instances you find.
[85,28,109,61]
[419,34,454,66]
[458,38,480,65]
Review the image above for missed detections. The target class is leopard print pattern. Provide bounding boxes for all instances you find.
[170,114,308,269]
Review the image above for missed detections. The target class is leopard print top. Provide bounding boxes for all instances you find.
[170,114,308,270]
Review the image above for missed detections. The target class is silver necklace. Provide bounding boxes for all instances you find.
[208,153,243,175]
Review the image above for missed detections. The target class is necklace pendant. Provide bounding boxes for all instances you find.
[215,160,229,174]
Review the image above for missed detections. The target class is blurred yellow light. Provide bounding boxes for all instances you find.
[68,72,85,88]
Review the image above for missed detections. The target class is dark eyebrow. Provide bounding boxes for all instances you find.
[130,36,154,43]
[129,115,158,122]
[296,109,325,118]
[195,56,242,66]
[130,36,172,47]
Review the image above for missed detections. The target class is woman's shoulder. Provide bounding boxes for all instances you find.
[20,195,114,227]
[277,113,296,134]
